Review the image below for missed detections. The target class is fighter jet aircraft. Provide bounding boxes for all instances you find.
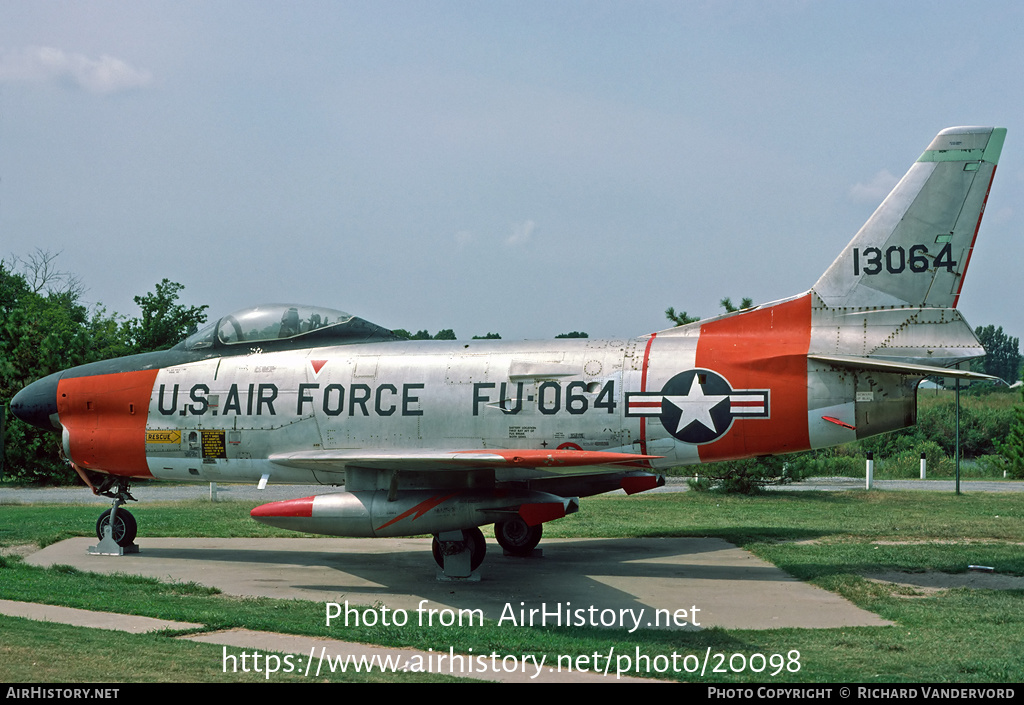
[10,126,1006,576]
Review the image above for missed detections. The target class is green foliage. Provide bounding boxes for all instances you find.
[472,332,501,339]
[971,324,1022,383]
[664,306,699,326]
[119,279,209,354]
[554,331,588,338]
[666,296,754,326]
[720,297,754,313]
[997,387,1024,479]
[1,257,208,484]
[687,455,806,494]
[879,440,954,478]
[912,395,1014,458]
[392,328,458,340]
[0,261,95,484]
[781,446,865,477]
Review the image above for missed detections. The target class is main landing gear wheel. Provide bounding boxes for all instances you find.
[494,517,543,555]
[96,508,137,547]
[432,527,487,571]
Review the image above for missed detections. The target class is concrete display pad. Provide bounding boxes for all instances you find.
[26,536,889,630]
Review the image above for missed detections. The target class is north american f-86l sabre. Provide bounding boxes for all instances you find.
[11,126,1006,576]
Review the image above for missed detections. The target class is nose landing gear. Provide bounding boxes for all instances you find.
[89,478,139,555]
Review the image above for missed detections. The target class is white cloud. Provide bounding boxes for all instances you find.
[454,229,475,247]
[849,169,899,205]
[506,220,536,246]
[0,46,152,94]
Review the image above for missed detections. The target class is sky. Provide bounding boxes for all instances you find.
[1,1,1022,344]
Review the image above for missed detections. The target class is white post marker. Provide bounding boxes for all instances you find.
[866,451,874,490]
[920,452,926,480]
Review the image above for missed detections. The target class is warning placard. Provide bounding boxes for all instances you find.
[201,430,227,459]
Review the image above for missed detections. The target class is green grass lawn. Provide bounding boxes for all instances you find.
[1,489,1022,683]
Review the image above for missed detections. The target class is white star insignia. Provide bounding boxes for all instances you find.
[663,379,729,434]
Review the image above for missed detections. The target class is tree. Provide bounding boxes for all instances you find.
[120,279,209,354]
[555,331,588,338]
[664,307,699,326]
[1,266,209,484]
[0,260,95,483]
[9,248,85,298]
[472,332,502,339]
[392,328,457,340]
[997,363,1024,479]
[687,455,803,494]
[998,404,1024,479]
[666,296,754,326]
[971,325,1022,383]
[720,297,754,313]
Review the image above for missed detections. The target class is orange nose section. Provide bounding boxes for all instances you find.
[57,369,159,477]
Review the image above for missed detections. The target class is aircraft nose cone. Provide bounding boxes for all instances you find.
[10,371,62,432]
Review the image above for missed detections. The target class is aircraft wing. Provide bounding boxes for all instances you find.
[808,354,1003,383]
[269,448,660,474]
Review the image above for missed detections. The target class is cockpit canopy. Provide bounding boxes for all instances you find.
[179,304,401,353]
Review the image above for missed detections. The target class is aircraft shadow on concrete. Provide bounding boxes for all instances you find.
[131,536,826,628]
[32,535,890,628]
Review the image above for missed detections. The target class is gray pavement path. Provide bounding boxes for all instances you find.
[0,598,650,682]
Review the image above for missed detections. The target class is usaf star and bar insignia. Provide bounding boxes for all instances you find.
[626,369,770,444]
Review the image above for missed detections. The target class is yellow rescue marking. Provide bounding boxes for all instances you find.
[146,430,181,444]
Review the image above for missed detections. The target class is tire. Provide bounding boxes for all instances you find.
[464,527,486,569]
[494,517,542,555]
[96,509,137,547]
[431,527,487,571]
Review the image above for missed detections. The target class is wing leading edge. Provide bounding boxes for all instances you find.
[269,448,661,474]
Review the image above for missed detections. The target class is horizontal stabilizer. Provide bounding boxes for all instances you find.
[809,353,1002,383]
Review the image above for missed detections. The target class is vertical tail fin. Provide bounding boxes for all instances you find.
[814,126,1005,309]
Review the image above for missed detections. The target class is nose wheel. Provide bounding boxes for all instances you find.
[96,508,137,547]
[89,478,139,555]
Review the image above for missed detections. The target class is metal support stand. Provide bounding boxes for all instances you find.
[88,478,139,556]
[434,530,482,582]
[89,496,139,555]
